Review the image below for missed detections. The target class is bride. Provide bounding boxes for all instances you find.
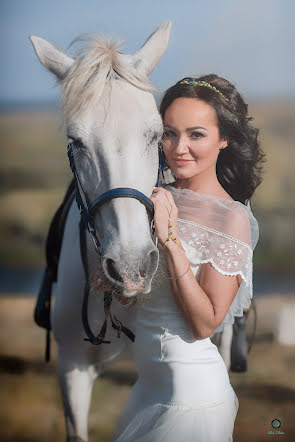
[111,74,264,441]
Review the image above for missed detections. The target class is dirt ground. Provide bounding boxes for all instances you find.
[0,294,294,442]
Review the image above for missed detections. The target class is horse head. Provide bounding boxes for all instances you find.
[30,22,172,300]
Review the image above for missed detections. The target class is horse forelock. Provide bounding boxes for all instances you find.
[61,34,157,120]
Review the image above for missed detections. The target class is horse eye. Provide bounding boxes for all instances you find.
[150,133,160,144]
[68,138,86,150]
[75,138,84,147]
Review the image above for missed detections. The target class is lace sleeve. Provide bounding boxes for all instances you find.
[177,207,256,335]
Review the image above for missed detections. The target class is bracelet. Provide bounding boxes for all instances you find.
[168,262,191,280]
[163,218,184,251]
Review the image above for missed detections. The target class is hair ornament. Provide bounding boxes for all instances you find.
[179,79,229,102]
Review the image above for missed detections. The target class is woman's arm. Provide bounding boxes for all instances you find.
[163,237,241,340]
[150,186,241,340]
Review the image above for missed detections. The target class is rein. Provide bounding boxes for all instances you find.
[67,143,164,346]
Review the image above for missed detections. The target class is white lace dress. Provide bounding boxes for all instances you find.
[111,185,259,442]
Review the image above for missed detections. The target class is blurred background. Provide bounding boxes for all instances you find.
[0,0,294,441]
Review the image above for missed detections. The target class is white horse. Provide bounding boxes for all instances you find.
[30,22,237,442]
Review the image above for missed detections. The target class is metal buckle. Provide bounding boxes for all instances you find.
[89,226,101,254]
[150,218,156,236]
[92,235,101,254]
[150,218,158,247]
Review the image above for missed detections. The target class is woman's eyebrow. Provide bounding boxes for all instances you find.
[186,125,208,132]
[164,124,208,132]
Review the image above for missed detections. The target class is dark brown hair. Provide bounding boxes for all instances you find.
[160,74,266,204]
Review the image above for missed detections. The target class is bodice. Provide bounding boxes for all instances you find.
[137,241,202,339]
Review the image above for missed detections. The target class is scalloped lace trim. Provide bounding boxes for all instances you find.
[178,218,252,250]
[192,257,250,286]
[176,220,253,284]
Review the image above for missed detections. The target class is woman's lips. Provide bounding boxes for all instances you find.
[173,159,195,166]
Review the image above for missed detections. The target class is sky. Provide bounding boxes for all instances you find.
[1,0,294,103]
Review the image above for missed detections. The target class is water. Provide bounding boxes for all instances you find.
[0,267,294,297]
[0,267,45,296]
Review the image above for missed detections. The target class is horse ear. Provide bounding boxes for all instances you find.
[29,35,74,80]
[128,21,172,77]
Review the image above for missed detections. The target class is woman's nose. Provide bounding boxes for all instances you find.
[175,134,189,154]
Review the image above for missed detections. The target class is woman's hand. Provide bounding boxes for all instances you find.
[150,187,179,247]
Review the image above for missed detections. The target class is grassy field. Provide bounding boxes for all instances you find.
[0,111,71,267]
[0,294,295,441]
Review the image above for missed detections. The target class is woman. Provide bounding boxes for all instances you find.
[111,74,265,441]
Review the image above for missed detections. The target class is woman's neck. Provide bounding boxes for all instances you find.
[170,177,233,201]
[172,176,221,194]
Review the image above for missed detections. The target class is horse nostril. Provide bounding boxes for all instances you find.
[139,267,146,278]
[106,259,123,283]
[139,251,152,278]
[139,249,158,279]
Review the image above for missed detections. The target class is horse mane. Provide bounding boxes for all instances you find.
[61,34,156,119]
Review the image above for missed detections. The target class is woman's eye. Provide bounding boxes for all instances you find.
[190,131,204,139]
[163,130,176,138]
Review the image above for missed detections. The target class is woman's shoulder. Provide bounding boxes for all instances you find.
[211,190,234,202]
[202,183,235,202]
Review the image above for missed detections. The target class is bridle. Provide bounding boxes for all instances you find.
[67,142,164,252]
[67,142,165,345]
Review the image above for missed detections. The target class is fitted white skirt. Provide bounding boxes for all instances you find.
[111,316,239,442]
[112,380,239,442]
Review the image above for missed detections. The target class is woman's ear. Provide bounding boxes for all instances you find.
[219,139,228,150]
